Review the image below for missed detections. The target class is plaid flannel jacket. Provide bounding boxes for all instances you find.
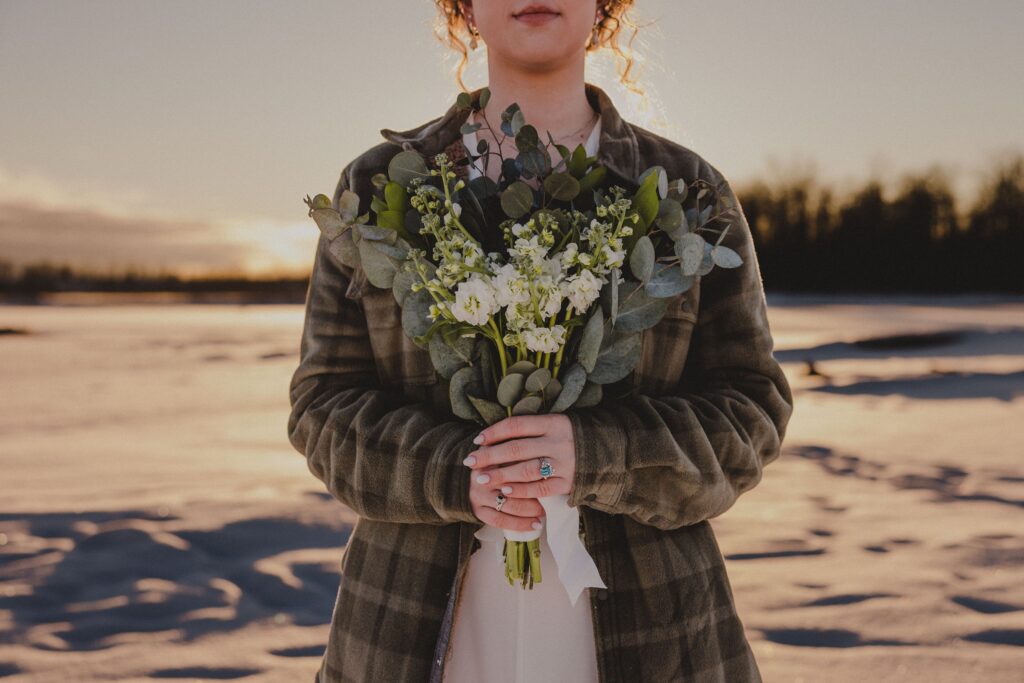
[288,81,794,683]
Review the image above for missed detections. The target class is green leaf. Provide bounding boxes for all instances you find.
[675,232,705,276]
[309,207,349,241]
[500,181,534,219]
[511,395,542,415]
[711,244,743,268]
[400,287,434,343]
[577,165,606,194]
[550,363,586,412]
[589,325,642,384]
[326,231,360,269]
[639,165,668,200]
[508,360,537,375]
[629,235,655,281]
[525,367,552,393]
[574,381,602,407]
[644,264,695,298]
[392,268,417,306]
[384,181,408,211]
[338,188,361,222]
[388,150,429,189]
[576,308,604,373]
[429,331,476,380]
[611,279,670,332]
[543,172,580,202]
[450,366,482,421]
[497,372,525,407]
[467,393,506,425]
[656,198,686,239]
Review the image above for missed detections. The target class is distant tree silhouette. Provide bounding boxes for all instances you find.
[2,153,1021,300]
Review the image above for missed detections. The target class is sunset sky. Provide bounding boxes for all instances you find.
[1,0,1021,276]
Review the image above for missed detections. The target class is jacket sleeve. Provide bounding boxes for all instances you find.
[564,168,794,530]
[287,159,482,526]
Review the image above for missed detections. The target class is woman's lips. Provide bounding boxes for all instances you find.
[514,11,559,26]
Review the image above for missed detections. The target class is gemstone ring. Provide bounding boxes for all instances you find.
[539,458,553,480]
[495,492,506,511]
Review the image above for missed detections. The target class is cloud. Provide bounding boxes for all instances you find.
[0,166,316,277]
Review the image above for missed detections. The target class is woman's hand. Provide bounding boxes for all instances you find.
[463,414,577,531]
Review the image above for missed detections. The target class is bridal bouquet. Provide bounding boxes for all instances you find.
[303,87,743,589]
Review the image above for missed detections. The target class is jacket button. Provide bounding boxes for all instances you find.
[584,493,597,502]
[597,588,608,600]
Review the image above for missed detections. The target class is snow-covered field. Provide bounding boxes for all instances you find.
[1,294,1022,682]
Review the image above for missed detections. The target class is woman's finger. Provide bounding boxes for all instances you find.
[475,505,543,533]
[499,477,571,499]
[465,434,550,470]
[489,493,545,518]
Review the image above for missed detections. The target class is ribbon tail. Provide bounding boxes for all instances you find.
[538,494,607,606]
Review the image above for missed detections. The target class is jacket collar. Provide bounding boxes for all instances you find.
[378,81,641,186]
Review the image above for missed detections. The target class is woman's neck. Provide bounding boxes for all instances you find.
[477,66,596,145]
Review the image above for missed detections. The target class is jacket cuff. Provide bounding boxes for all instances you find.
[565,406,628,510]
[425,424,483,524]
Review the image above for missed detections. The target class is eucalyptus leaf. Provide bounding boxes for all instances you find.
[525,367,551,393]
[400,287,434,343]
[519,147,550,178]
[511,395,542,415]
[338,188,361,222]
[589,326,642,384]
[309,208,349,241]
[497,373,526,407]
[544,378,562,402]
[358,224,398,242]
[467,394,506,425]
[500,181,534,219]
[675,232,705,277]
[543,172,580,201]
[327,231,360,269]
[575,380,602,408]
[392,268,417,306]
[428,331,476,380]
[630,235,655,281]
[358,238,399,288]
[657,198,686,239]
[644,264,695,298]
[577,308,604,373]
[550,363,586,412]
[388,150,429,189]
[611,279,669,332]
[639,165,669,200]
[508,360,537,376]
[449,366,481,422]
[711,244,743,268]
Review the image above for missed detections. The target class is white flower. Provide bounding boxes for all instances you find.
[522,325,567,354]
[563,269,603,312]
[451,275,497,326]
[492,263,531,308]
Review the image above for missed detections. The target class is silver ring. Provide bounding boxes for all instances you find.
[539,458,553,479]
[494,493,506,512]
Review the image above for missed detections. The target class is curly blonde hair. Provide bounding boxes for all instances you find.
[432,1,645,98]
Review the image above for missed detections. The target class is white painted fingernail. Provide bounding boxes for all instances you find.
[473,433,485,444]
[531,521,542,530]
[476,473,490,484]
[501,485,512,494]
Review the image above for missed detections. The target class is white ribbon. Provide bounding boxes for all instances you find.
[473,493,607,606]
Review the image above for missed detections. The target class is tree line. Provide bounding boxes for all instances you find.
[1,153,1021,299]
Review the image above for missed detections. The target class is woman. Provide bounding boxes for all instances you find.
[287,1,794,682]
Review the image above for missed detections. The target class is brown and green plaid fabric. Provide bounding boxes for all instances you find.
[288,81,794,683]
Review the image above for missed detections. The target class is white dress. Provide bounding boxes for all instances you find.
[442,114,604,683]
